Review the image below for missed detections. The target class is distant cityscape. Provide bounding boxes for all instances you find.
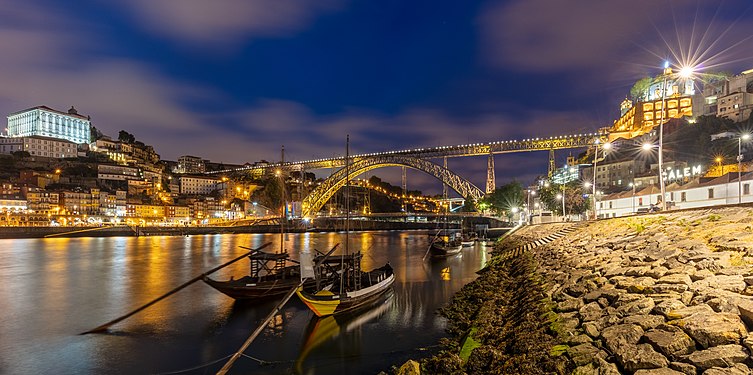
[0,105,444,227]
[2,66,753,227]
[536,66,753,221]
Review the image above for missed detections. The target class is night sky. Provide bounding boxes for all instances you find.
[2,1,752,193]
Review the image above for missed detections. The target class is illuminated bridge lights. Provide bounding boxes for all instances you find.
[207,133,607,176]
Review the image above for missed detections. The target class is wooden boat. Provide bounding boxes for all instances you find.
[203,251,320,300]
[429,234,463,257]
[204,145,334,301]
[297,253,394,317]
[461,232,477,247]
[296,135,394,317]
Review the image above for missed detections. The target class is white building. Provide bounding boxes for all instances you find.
[0,135,77,158]
[596,173,753,218]
[179,175,222,195]
[176,155,206,174]
[7,106,91,144]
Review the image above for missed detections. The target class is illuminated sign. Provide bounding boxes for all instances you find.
[663,165,702,182]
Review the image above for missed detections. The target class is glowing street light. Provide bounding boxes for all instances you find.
[556,192,565,220]
[656,61,695,211]
[591,140,610,219]
[739,133,750,203]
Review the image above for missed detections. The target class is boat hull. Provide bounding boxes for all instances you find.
[429,241,463,257]
[203,266,321,300]
[296,264,394,317]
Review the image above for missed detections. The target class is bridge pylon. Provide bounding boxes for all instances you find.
[548,149,556,177]
[486,152,495,194]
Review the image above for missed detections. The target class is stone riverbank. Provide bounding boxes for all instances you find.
[397,206,753,374]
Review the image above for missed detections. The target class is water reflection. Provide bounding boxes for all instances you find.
[295,290,395,374]
[0,231,488,374]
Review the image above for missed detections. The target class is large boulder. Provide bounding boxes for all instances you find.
[633,369,685,375]
[671,312,747,348]
[579,302,603,322]
[567,343,601,367]
[618,344,669,372]
[686,344,748,370]
[644,325,696,358]
[691,275,746,293]
[601,324,644,354]
[701,363,751,375]
[665,304,713,320]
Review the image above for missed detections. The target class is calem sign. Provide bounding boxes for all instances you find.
[662,165,703,182]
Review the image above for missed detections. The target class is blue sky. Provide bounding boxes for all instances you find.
[1,0,752,193]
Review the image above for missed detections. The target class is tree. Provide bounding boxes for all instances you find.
[629,77,653,101]
[538,181,590,216]
[118,130,135,144]
[481,181,524,218]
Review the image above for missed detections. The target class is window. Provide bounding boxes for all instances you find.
[708,188,714,199]
[638,197,643,206]
[745,184,750,195]
[609,202,613,209]
[670,192,674,201]
[681,192,686,202]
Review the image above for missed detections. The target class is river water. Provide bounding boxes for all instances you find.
[0,231,489,374]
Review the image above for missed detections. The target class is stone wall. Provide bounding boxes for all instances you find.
[524,207,753,374]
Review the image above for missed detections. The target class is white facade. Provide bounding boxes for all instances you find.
[596,175,753,218]
[179,176,221,195]
[7,106,91,144]
[0,136,77,158]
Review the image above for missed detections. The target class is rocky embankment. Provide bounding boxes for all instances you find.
[405,207,753,374]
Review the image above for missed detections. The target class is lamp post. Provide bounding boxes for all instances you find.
[657,65,670,211]
[628,182,636,214]
[526,189,536,224]
[557,186,566,221]
[738,134,750,203]
[656,62,695,211]
[591,141,611,219]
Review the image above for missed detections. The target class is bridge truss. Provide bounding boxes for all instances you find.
[211,132,607,176]
[301,155,484,217]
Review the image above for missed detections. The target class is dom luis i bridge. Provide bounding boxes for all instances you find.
[210,132,608,218]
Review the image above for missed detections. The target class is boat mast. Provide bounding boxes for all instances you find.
[280,145,286,254]
[340,135,350,293]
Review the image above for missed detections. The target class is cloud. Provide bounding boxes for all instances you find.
[113,0,343,48]
[478,0,753,74]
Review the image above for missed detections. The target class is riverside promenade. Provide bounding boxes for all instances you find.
[406,206,753,374]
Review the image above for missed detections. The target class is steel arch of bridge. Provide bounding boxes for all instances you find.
[302,155,485,217]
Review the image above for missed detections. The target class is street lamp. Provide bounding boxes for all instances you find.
[716,156,723,177]
[656,62,695,211]
[526,189,536,224]
[556,189,566,221]
[738,133,750,203]
[591,140,610,219]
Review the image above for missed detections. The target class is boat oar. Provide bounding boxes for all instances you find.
[216,280,305,375]
[315,243,340,267]
[81,242,273,335]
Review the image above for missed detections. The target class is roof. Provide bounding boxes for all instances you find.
[7,105,90,121]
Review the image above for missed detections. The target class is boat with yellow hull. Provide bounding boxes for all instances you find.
[296,257,394,317]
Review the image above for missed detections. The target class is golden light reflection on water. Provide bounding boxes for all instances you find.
[440,266,451,281]
[0,230,491,374]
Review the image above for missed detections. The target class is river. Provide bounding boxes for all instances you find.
[0,230,489,374]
